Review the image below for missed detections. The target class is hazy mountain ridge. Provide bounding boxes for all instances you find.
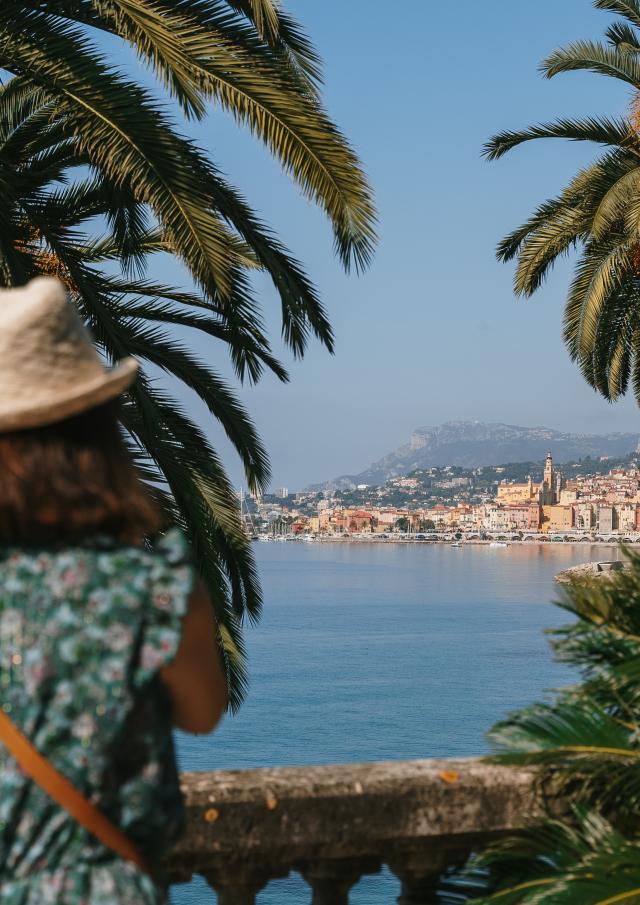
[309,421,640,490]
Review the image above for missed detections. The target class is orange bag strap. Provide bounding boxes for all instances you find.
[0,709,151,876]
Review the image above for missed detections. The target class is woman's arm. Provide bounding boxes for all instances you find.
[160,579,228,734]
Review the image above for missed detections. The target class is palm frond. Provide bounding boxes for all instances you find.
[605,20,640,51]
[440,808,640,905]
[442,551,640,902]
[597,0,640,31]
[0,0,375,707]
[24,0,376,270]
[484,116,636,161]
[591,168,640,238]
[542,39,640,86]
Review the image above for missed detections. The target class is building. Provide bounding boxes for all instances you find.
[540,453,563,506]
[496,477,538,505]
[496,454,563,508]
[345,510,375,533]
[617,503,638,533]
[598,505,616,534]
[541,505,573,532]
[573,502,595,531]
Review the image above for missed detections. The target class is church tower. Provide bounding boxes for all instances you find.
[543,452,554,489]
[540,452,555,505]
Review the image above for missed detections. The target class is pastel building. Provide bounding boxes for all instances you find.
[573,503,595,531]
[541,505,574,532]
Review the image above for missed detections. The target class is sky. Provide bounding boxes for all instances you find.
[114,1,640,489]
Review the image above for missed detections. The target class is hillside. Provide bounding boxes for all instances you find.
[308,421,640,490]
[329,455,635,511]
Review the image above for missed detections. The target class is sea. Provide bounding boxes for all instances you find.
[170,540,615,904]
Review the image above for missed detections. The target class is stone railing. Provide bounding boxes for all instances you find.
[168,757,541,904]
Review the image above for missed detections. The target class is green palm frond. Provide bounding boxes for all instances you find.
[563,251,640,401]
[11,0,375,271]
[440,808,640,905]
[513,208,588,295]
[485,7,640,407]
[497,151,635,264]
[483,116,637,161]
[466,7,640,889]
[542,39,640,85]
[223,0,324,89]
[0,0,375,706]
[591,168,640,237]
[576,243,634,356]
[120,384,259,710]
[606,19,640,51]
[441,552,640,903]
[597,0,640,31]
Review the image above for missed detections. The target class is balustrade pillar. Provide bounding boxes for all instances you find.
[300,857,381,905]
[389,847,470,905]
[202,862,288,905]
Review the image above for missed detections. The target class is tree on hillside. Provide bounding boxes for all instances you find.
[0,1,376,706]
[485,0,640,406]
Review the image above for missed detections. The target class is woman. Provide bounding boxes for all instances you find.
[0,277,228,902]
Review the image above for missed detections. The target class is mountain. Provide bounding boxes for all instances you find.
[309,421,640,490]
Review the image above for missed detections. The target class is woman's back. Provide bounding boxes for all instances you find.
[0,529,193,903]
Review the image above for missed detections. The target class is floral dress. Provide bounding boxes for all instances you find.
[0,528,194,904]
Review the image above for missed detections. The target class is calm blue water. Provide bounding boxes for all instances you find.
[171,541,610,904]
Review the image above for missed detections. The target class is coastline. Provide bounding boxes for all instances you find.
[256,536,627,548]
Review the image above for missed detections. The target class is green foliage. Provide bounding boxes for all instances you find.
[0,2,377,708]
[440,551,640,904]
[486,0,640,406]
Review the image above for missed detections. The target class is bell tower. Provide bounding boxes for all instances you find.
[539,452,556,505]
[543,452,554,490]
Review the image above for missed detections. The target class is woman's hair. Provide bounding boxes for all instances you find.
[0,401,163,545]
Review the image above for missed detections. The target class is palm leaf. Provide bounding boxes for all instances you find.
[484,116,637,161]
[597,0,640,30]
[542,39,640,85]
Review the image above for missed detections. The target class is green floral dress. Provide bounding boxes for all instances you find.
[0,528,194,904]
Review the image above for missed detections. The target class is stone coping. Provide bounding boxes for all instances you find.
[168,757,540,883]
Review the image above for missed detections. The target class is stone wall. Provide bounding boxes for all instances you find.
[168,757,540,904]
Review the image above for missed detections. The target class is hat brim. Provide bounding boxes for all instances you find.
[0,357,139,433]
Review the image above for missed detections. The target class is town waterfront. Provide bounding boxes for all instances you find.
[171,541,610,904]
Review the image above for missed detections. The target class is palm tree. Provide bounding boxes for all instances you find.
[0,3,377,707]
[440,555,640,904]
[485,0,640,405]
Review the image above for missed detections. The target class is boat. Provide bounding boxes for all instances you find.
[489,541,509,548]
[450,542,462,547]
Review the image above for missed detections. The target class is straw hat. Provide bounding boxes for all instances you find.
[0,277,138,432]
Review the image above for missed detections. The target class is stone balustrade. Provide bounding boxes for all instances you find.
[168,757,541,904]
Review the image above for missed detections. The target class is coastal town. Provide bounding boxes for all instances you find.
[244,453,640,540]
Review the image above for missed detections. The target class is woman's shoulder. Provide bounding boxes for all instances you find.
[149,525,193,566]
[0,525,192,561]
[0,526,195,597]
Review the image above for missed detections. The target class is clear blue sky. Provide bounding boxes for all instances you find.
[131,1,640,489]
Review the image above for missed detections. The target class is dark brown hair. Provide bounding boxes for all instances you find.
[0,401,163,545]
